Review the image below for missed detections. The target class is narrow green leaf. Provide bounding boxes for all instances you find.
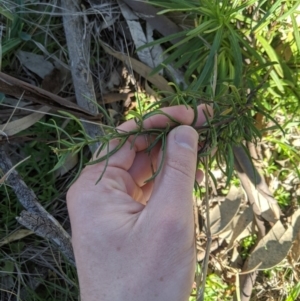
[227,26,243,87]
[225,143,234,187]
[187,20,216,36]
[186,53,209,79]
[58,111,87,134]
[39,121,75,144]
[252,0,282,33]
[94,140,108,159]
[291,14,300,53]
[194,28,224,89]
[165,40,197,66]
[48,153,70,174]
[254,105,285,136]
[204,24,223,34]
[149,39,195,75]
[276,2,300,22]
[87,137,128,167]
[143,109,182,125]
[232,0,258,12]
[137,30,188,52]
[236,33,263,63]
[174,40,203,69]
[256,35,283,78]
[145,133,167,182]
[198,7,217,18]
[269,69,284,92]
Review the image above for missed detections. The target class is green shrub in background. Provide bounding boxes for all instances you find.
[143,0,300,181]
[0,0,300,300]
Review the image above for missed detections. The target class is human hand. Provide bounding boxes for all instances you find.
[67,104,212,301]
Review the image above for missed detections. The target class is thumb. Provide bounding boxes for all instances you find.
[145,125,198,224]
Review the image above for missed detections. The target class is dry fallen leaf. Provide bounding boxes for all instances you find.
[122,0,182,44]
[208,186,244,236]
[42,68,67,94]
[220,206,253,247]
[54,153,78,178]
[234,146,281,223]
[0,106,51,136]
[290,208,300,262]
[118,1,164,70]
[246,220,293,271]
[101,92,133,105]
[16,50,54,78]
[100,41,174,95]
[0,72,100,120]
[0,229,33,247]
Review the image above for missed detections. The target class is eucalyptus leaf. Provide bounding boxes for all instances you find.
[246,220,293,271]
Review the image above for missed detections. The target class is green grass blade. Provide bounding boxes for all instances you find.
[285,282,300,301]
[2,38,22,56]
[0,5,14,20]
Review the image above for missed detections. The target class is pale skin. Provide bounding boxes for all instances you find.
[67,104,213,301]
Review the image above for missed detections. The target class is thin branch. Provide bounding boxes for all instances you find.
[197,160,212,301]
[0,147,75,265]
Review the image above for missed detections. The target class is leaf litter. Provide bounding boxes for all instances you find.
[0,1,299,301]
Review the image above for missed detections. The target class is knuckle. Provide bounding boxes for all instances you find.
[166,155,195,180]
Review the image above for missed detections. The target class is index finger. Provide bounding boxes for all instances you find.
[118,104,212,152]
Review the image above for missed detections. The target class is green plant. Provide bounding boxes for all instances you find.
[204,274,232,301]
[1,0,300,300]
[286,282,300,301]
[125,92,158,120]
[141,0,299,182]
[240,234,257,259]
[0,116,80,300]
[42,0,300,193]
[274,186,291,208]
[189,274,232,301]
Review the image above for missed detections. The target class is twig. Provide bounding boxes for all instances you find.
[60,0,103,153]
[0,147,75,265]
[0,72,97,120]
[197,160,212,301]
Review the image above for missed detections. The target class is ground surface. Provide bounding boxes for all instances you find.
[0,1,300,300]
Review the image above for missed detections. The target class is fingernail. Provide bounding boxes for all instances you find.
[174,126,198,150]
